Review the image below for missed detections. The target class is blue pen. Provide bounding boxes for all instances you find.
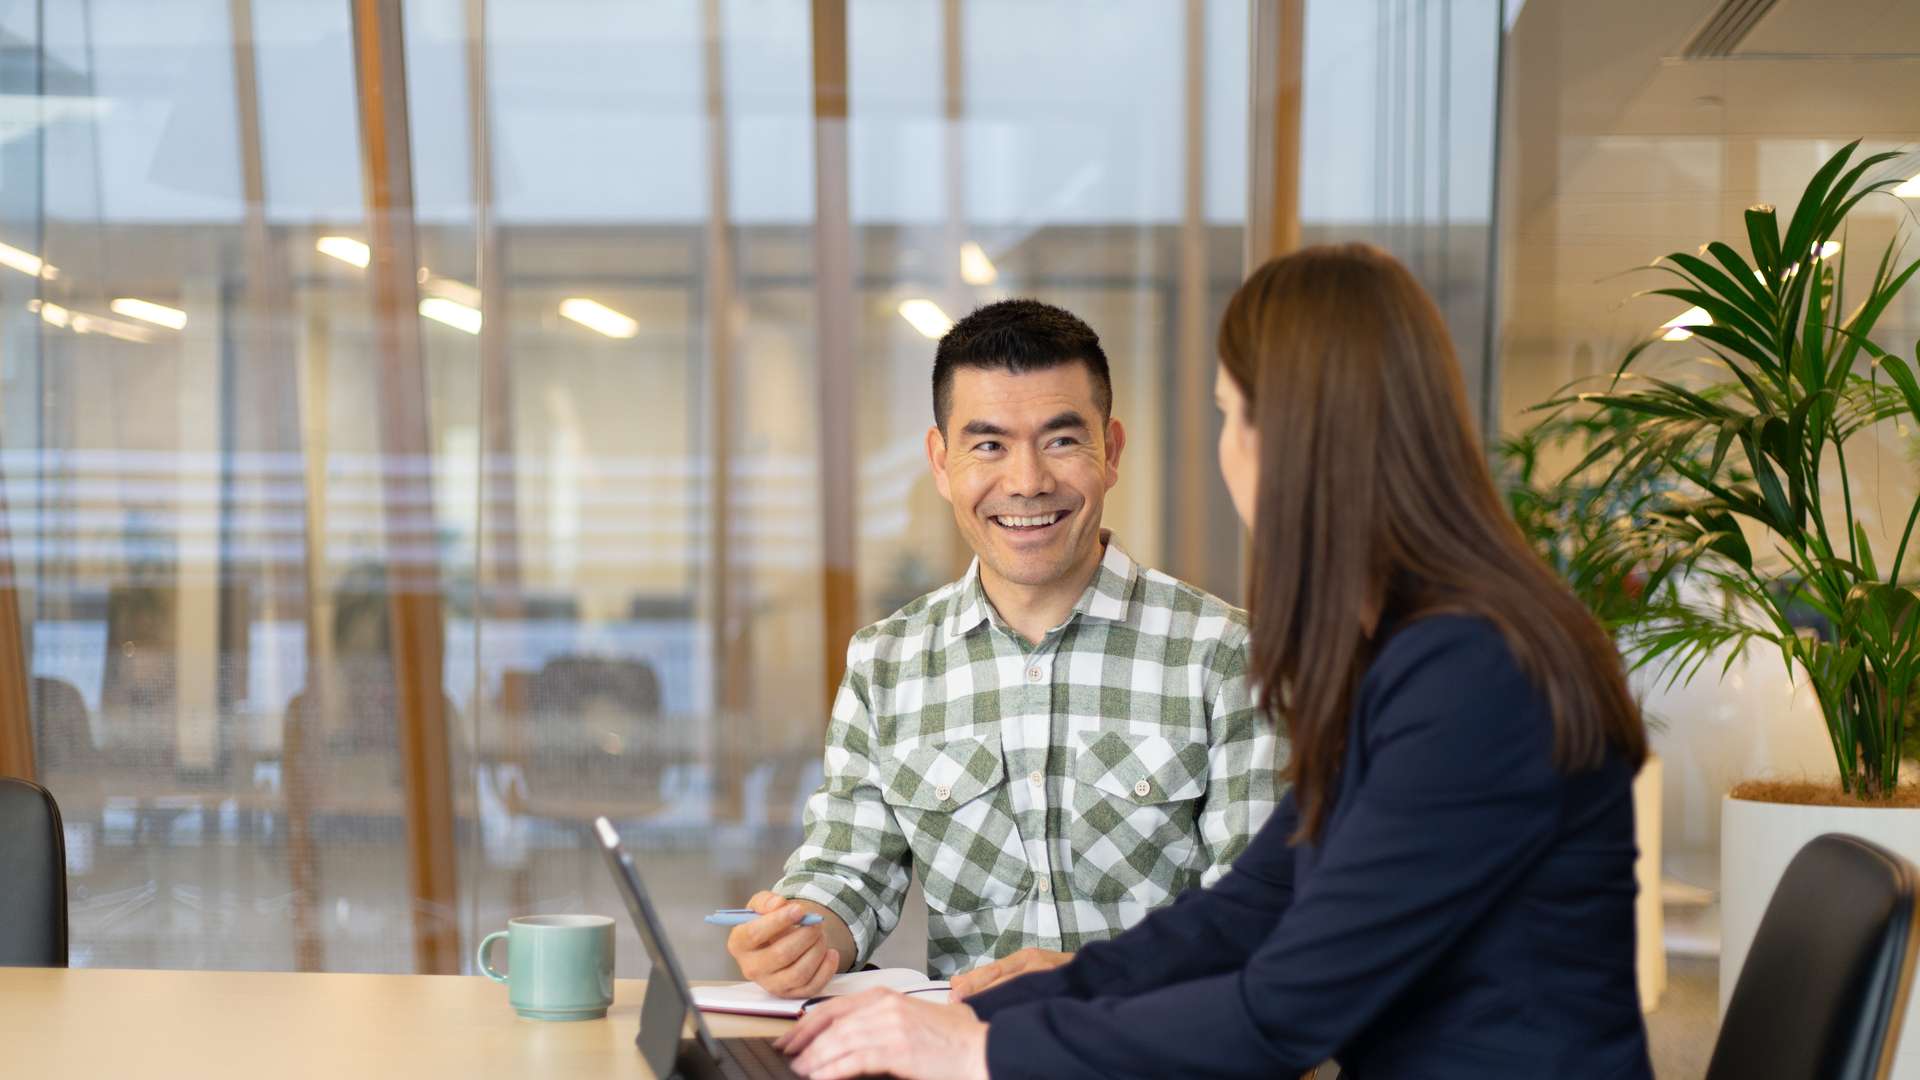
[705,908,823,927]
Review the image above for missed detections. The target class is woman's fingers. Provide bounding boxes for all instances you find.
[792,993,903,1076]
[787,994,989,1080]
[775,986,872,1054]
[949,947,1071,1002]
[948,960,1001,1002]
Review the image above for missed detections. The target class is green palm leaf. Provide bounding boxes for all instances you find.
[1501,140,1920,799]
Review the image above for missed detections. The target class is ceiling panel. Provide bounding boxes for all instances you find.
[1735,0,1920,55]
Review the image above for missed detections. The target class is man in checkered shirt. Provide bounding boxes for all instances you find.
[725,299,1280,1000]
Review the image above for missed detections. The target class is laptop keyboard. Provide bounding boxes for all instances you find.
[715,1037,800,1080]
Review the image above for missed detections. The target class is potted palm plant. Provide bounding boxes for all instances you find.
[1527,141,1920,1073]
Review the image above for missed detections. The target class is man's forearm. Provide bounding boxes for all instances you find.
[787,898,859,972]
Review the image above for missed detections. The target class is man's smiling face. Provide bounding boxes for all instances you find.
[927,363,1124,593]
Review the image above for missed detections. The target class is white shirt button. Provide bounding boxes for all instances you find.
[934,784,952,802]
[1133,779,1152,798]
[1026,666,1044,683]
[1028,770,1044,787]
[1035,876,1052,894]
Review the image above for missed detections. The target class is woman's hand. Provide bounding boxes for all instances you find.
[949,947,1074,1003]
[774,989,989,1080]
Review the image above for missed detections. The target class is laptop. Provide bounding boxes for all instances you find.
[593,816,804,1080]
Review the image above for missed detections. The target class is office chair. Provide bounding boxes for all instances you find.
[0,776,69,967]
[31,677,97,771]
[1706,833,1919,1080]
[521,654,665,786]
[525,655,664,730]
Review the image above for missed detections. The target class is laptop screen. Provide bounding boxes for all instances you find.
[593,816,723,1067]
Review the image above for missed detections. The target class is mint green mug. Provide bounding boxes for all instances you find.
[477,914,615,1021]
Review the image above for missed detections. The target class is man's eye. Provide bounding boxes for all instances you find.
[1047,437,1079,448]
[974,441,1002,453]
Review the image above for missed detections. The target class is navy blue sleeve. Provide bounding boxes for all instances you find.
[965,794,1298,1017]
[982,619,1565,1079]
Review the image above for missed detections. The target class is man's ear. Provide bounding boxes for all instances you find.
[1103,417,1126,489]
[926,425,953,503]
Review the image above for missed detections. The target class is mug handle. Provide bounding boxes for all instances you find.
[477,931,509,983]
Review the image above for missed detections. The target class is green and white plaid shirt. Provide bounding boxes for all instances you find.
[774,536,1281,978]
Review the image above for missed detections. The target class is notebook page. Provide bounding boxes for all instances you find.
[691,968,950,1017]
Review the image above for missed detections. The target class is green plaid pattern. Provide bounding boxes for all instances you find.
[774,536,1281,978]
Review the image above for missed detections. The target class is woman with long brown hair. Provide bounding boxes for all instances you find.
[778,245,1654,1079]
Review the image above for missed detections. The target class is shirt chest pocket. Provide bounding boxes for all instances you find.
[1069,730,1209,905]
[878,738,1032,914]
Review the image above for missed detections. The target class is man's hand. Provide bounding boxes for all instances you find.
[775,988,989,1080]
[726,892,841,999]
[948,947,1074,1003]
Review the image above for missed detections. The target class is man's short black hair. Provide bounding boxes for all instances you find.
[932,298,1112,432]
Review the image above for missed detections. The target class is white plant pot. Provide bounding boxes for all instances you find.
[1721,795,1920,1078]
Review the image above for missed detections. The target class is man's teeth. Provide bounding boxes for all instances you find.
[997,513,1064,528]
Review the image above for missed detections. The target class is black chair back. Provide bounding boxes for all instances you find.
[1707,832,1919,1080]
[0,777,68,967]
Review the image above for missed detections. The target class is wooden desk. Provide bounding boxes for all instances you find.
[0,967,792,1078]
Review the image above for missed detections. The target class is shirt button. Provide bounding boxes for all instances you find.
[1028,770,1044,787]
[1035,876,1052,894]
[1026,666,1043,683]
[1133,779,1152,798]
[934,784,952,802]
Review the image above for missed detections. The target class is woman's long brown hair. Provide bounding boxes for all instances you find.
[1219,244,1646,842]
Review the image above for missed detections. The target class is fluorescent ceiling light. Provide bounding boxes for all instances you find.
[420,273,482,309]
[29,299,68,328]
[959,242,998,286]
[316,235,371,269]
[0,241,56,279]
[1661,305,1711,342]
[419,297,481,335]
[559,297,638,339]
[898,298,954,340]
[1896,175,1920,199]
[109,297,187,330]
[70,311,154,343]
[30,299,152,342]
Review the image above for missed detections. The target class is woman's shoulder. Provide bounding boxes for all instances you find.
[1370,611,1517,681]
[1360,612,1552,752]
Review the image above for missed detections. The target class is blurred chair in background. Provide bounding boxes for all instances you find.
[31,676,96,773]
[519,654,663,791]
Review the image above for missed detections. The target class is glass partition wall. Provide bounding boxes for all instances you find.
[0,0,1299,978]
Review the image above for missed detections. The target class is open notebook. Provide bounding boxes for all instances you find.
[691,968,951,1018]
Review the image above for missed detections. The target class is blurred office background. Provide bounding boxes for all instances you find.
[0,0,1501,978]
[0,5,1912,1064]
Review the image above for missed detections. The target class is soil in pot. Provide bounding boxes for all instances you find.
[1728,778,1920,809]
